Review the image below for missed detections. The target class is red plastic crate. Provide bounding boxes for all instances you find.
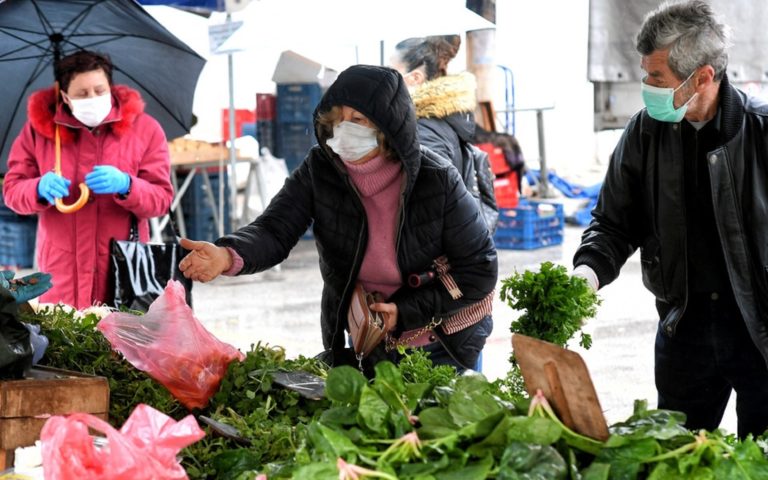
[256,93,276,121]
[494,171,519,208]
[476,142,510,175]
[221,108,256,142]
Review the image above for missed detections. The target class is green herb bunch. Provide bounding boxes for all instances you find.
[23,305,185,425]
[182,343,330,479]
[500,261,599,349]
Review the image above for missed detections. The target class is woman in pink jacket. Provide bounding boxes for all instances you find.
[3,50,174,309]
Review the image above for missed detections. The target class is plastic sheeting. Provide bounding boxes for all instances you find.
[588,0,768,82]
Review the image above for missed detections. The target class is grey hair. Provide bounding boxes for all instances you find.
[636,0,731,81]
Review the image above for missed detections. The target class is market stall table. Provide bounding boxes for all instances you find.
[151,140,263,242]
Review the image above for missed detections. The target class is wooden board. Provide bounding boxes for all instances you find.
[512,334,609,441]
[0,366,109,451]
[168,138,240,166]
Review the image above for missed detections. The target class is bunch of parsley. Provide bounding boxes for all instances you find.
[500,261,599,349]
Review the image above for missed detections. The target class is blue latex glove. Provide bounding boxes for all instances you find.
[37,172,71,204]
[0,271,53,303]
[85,165,131,195]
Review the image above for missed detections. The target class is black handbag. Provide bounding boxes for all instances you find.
[109,213,193,312]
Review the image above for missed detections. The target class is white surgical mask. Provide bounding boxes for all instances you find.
[326,121,379,163]
[66,92,113,127]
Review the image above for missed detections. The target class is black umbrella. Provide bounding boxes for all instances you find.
[0,0,206,171]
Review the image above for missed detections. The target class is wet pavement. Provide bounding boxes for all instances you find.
[191,222,738,432]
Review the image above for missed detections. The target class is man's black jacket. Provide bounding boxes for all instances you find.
[574,75,768,363]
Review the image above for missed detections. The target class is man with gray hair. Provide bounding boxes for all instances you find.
[573,0,768,438]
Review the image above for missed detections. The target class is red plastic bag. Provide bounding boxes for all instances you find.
[97,280,244,409]
[40,403,205,479]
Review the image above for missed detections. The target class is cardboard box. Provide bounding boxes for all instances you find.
[271,50,337,87]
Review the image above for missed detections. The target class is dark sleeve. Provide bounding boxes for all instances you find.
[389,165,498,332]
[214,152,314,274]
[573,114,645,288]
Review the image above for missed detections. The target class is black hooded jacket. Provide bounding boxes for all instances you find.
[574,75,768,364]
[216,65,498,352]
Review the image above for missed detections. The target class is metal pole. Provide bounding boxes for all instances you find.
[227,14,238,234]
[536,108,550,198]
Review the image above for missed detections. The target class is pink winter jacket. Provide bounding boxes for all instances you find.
[3,85,174,309]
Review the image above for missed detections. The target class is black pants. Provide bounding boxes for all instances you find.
[655,291,768,438]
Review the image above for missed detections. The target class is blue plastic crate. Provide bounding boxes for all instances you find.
[256,119,275,154]
[275,121,315,171]
[0,205,17,217]
[0,183,16,217]
[493,200,564,250]
[0,216,37,268]
[276,83,322,123]
[177,171,231,243]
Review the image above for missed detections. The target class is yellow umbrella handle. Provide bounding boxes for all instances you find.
[53,83,89,214]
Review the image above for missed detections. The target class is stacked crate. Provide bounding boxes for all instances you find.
[275,83,322,172]
[177,170,231,243]
[0,186,36,269]
[256,93,276,154]
[493,200,564,250]
[477,142,520,208]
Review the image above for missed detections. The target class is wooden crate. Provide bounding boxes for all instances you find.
[0,367,109,468]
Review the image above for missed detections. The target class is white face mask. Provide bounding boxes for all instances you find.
[325,121,379,163]
[66,92,112,127]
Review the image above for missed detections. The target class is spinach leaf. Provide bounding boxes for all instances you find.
[325,365,366,405]
[448,376,503,426]
[292,462,340,480]
[307,422,359,459]
[319,405,359,428]
[497,441,568,479]
[505,416,562,445]
[580,462,611,480]
[358,385,391,435]
[434,455,494,480]
[418,407,458,439]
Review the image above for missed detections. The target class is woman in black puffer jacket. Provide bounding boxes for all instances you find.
[179,65,497,373]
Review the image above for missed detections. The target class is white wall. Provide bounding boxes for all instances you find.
[494,0,600,177]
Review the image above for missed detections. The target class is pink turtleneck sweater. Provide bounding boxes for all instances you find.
[224,154,405,299]
[346,154,404,299]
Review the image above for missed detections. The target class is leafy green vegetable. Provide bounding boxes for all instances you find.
[25,305,185,425]
[325,365,366,405]
[397,346,456,387]
[496,441,568,479]
[500,261,599,349]
[24,303,768,480]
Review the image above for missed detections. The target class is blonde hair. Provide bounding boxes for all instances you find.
[316,106,396,160]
